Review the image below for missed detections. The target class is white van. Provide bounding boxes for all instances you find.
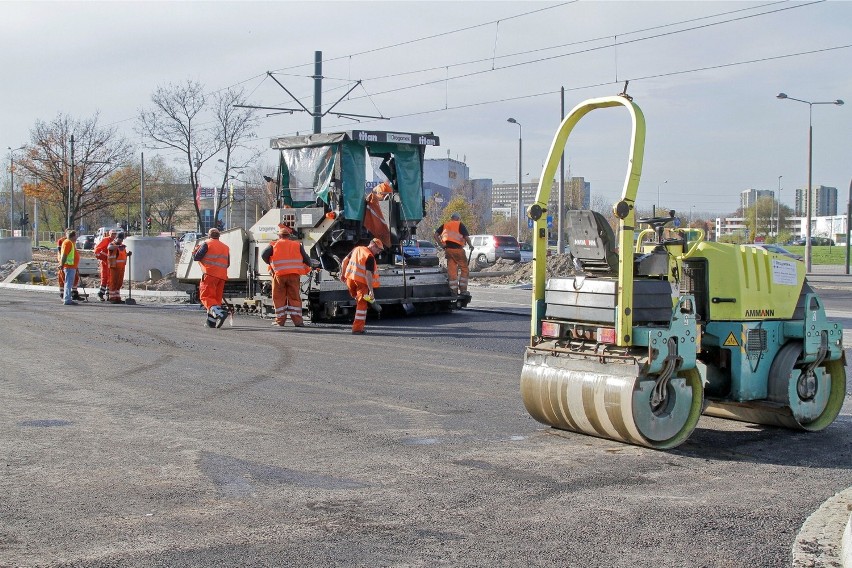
[178,232,202,251]
[95,226,123,243]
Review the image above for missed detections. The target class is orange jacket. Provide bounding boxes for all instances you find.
[440,220,465,246]
[343,246,380,288]
[269,239,309,276]
[108,242,127,269]
[198,238,230,280]
[364,193,391,248]
[94,236,111,261]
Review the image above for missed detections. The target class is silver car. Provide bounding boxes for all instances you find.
[470,234,521,265]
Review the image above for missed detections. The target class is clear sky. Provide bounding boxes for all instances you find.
[2,1,850,217]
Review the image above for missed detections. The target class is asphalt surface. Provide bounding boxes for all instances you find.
[1,280,850,567]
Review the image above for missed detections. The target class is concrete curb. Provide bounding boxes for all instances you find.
[0,281,188,299]
[792,487,852,567]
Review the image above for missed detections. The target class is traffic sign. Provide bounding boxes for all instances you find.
[547,215,553,229]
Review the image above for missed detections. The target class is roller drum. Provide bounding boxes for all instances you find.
[521,351,704,449]
[703,356,846,432]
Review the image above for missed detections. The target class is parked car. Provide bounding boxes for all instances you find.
[469,234,521,265]
[748,243,803,261]
[75,234,95,250]
[399,239,439,267]
[791,236,834,246]
[520,243,533,263]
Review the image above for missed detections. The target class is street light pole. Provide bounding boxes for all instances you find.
[776,93,844,272]
[507,118,522,241]
[67,134,74,230]
[846,177,851,275]
[243,180,249,229]
[776,175,782,236]
[7,145,24,234]
[656,180,667,215]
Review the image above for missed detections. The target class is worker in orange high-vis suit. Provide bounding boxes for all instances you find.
[340,238,383,334]
[192,228,230,328]
[93,229,116,301]
[435,212,473,295]
[260,225,314,328]
[107,233,128,304]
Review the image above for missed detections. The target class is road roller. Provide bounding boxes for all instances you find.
[520,93,846,449]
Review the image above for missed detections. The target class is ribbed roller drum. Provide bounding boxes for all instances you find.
[521,351,704,449]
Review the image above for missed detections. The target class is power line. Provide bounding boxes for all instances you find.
[266,2,579,74]
[339,0,826,104]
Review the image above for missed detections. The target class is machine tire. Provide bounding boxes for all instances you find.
[768,341,846,431]
[476,254,489,268]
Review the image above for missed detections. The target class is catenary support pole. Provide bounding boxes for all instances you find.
[313,51,322,134]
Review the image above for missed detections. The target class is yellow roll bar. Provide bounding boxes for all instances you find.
[529,95,646,346]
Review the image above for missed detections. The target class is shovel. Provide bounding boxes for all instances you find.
[124,250,136,305]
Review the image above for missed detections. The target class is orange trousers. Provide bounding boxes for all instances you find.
[199,273,226,310]
[272,273,303,326]
[99,260,110,288]
[346,280,370,332]
[108,265,126,302]
[445,247,469,293]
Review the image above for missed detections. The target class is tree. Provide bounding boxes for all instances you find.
[138,80,258,231]
[417,195,443,239]
[439,196,475,228]
[17,113,134,231]
[138,155,192,233]
[487,212,515,237]
[743,196,777,243]
[211,87,261,225]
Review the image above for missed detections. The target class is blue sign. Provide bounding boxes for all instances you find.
[527,217,534,229]
[673,217,681,228]
[547,215,553,229]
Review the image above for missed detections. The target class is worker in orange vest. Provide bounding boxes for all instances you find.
[193,228,230,328]
[435,212,473,295]
[261,225,314,327]
[93,229,116,301]
[107,233,128,304]
[58,229,80,305]
[340,238,383,334]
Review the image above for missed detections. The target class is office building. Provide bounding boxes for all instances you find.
[740,188,774,211]
[794,185,837,217]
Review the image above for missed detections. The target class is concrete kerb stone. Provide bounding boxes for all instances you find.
[792,487,852,567]
[0,281,188,300]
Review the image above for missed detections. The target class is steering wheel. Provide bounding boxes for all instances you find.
[636,216,674,229]
[637,216,680,245]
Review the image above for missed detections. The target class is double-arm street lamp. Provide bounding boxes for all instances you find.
[8,145,25,233]
[507,118,522,240]
[776,93,844,272]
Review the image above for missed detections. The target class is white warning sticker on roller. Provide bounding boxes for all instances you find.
[772,258,798,286]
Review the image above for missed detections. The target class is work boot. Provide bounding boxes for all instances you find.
[206,313,218,328]
[352,329,365,335]
[212,305,227,328]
